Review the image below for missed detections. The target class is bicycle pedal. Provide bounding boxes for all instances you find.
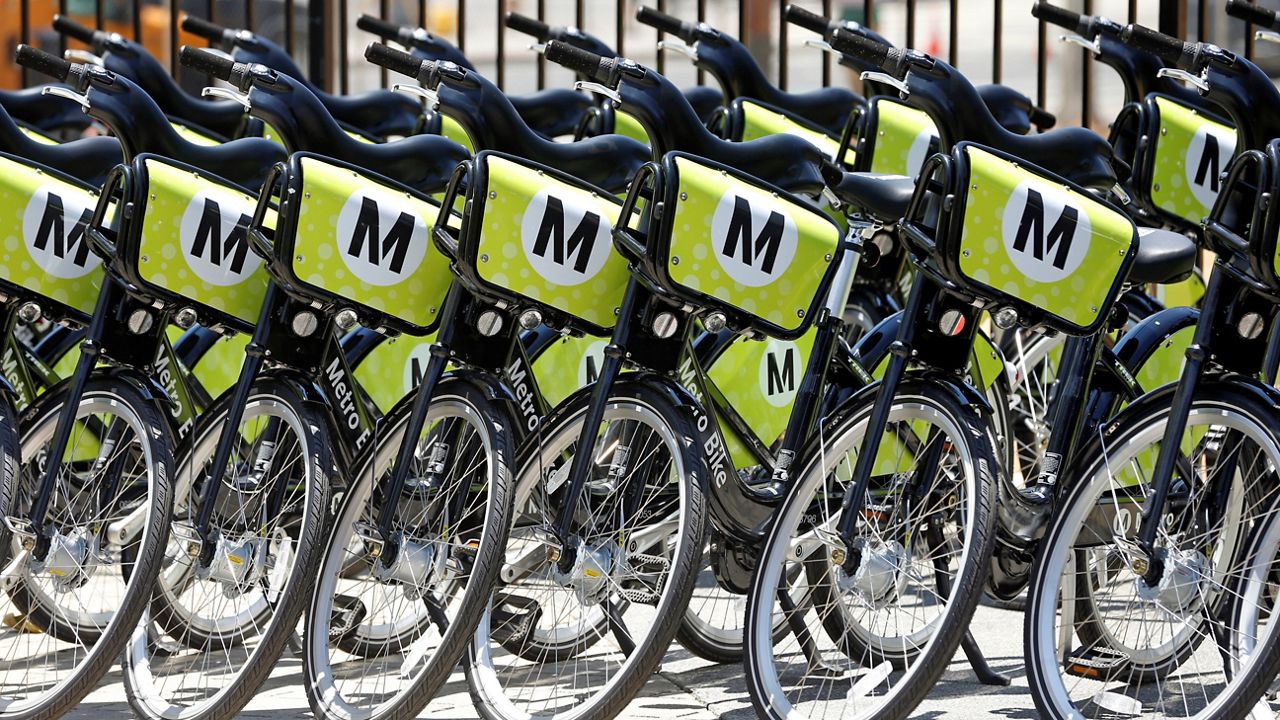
[490,594,542,644]
[617,586,659,604]
[1063,645,1130,679]
[627,552,670,571]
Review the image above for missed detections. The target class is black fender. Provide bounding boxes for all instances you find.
[171,326,225,371]
[94,366,182,432]
[1086,305,1200,424]
[0,373,17,401]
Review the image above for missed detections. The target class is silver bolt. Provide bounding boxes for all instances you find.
[292,310,319,337]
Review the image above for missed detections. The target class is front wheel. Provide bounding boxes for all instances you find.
[747,382,996,720]
[0,377,173,719]
[1025,385,1280,719]
[122,378,333,720]
[466,382,708,720]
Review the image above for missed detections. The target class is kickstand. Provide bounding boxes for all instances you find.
[778,587,846,677]
[960,631,1010,686]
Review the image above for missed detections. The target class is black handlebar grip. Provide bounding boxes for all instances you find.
[52,14,97,44]
[784,5,831,35]
[544,40,615,83]
[830,26,893,69]
[15,44,73,80]
[179,45,236,80]
[182,15,229,41]
[1226,0,1280,28]
[364,42,428,79]
[1029,106,1057,131]
[635,5,695,42]
[1031,2,1088,35]
[506,12,551,41]
[356,14,406,41]
[1120,23,1197,68]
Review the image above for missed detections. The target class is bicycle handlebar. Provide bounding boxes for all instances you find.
[365,42,431,80]
[182,14,229,41]
[635,5,698,44]
[544,40,619,85]
[506,12,551,41]
[1031,2,1089,35]
[52,14,97,44]
[1226,0,1279,28]
[179,45,236,81]
[15,45,73,81]
[1119,23,1198,69]
[783,5,830,35]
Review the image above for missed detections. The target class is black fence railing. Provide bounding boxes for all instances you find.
[7,0,1268,128]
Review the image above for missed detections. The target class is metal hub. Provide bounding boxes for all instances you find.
[198,532,266,595]
[33,529,94,592]
[839,538,908,608]
[552,538,620,604]
[374,535,447,599]
[1135,547,1209,613]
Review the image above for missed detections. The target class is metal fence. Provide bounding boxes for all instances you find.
[5,0,1269,128]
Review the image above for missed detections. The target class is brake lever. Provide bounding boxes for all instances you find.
[573,80,622,104]
[528,42,547,54]
[1256,29,1280,46]
[392,82,439,110]
[42,85,90,110]
[63,49,103,65]
[202,86,251,110]
[656,39,698,60]
[860,70,909,96]
[804,39,845,58]
[1156,67,1209,93]
[1058,33,1100,54]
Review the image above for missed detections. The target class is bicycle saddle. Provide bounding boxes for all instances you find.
[508,88,594,139]
[975,84,1055,135]
[0,86,93,132]
[1129,227,1197,284]
[822,169,915,223]
[238,68,467,195]
[0,103,121,186]
[435,70,649,194]
[98,43,251,139]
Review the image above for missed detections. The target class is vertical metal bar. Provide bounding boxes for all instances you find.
[1082,0,1093,127]
[949,0,958,66]
[419,0,427,29]
[906,0,915,49]
[458,0,466,55]
[496,0,505,89]
[536,0,546,89]
[1036,12,1046,110]
[339,0,349,93]
[822,0,832,86]
[133,0,142,43]
[59,0,69,55]
[1158,0,1186,38]
[738,1,745,45]
[95,0,104,31]
[210,0,219,38]
[1128,0,1137,23]
[992,0,1002,83]
[864,0,874,30]
[1246,19,1256,59]
[778,0,787,90]
[308,0,330,90]
[171,0,180,75]
[20,0,29,87]
[245,0,255,31]
[697,0,705,83]
[379,0,389,87]
[616,0,624,58]
[285,0,294,54]
[1197,0,1206,41]
[656,0,666,75]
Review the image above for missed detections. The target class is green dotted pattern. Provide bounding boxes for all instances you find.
[0,159,103,316]
[707,329,816,468]
[738,100,845,163]
[958,148,1134,331]
[614,110,650,145]
[530,333,606,408]
[292,157,451,331]
[353,332,437,413]
[1149,97,1236,223]
[476,155,630,330]
[667,157,840,333]
[137,159,270,325]
[867,98,937,176]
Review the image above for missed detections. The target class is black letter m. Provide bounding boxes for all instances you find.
[532,195,600,274]
[190,198,252,273]
[722,196,785,274]
[33,193,92,268]
[1193,134,1221,193]
[1011,189,1078,270]
[347,196,415,273]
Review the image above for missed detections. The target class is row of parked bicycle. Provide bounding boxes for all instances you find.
[0,2,1279,719]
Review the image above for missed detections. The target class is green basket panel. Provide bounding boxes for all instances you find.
[531,333,608,409]
[440,115,475,154]
[708,329,817,467]
[137,159,271,325]
[475,155,630,329]
[0,157,105,316]
[738,100,844,163]
[615,110,650,145]
[957,147,1134,330]
[292,157,452,330]
[352,332,438,414]
[1149,97,1237,224]
[666,156,841,333]
[867,98,939,179]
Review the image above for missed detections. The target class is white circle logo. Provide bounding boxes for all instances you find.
[757,338,801,407]
[403,340,434,393]
[520,189,612,286]
[336,189,429,286]
[904,127,937,180]
[577,340,608,387]
[179,190,262,286]
[1185,124,1236,210]
[1000,181,1091,284]
[22,186,101,279]
[711,190,799,287]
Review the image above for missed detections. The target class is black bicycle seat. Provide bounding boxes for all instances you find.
[246,71,466,194]
[0,105,120,185]
[975,84,1054,135]
[103,51,250,139]
[0,86,92,132]
[316,89,422,138]
[823,169,914,223]
[1129,227,1196,284]
[438,74,649,193]
[508,88,593,139]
